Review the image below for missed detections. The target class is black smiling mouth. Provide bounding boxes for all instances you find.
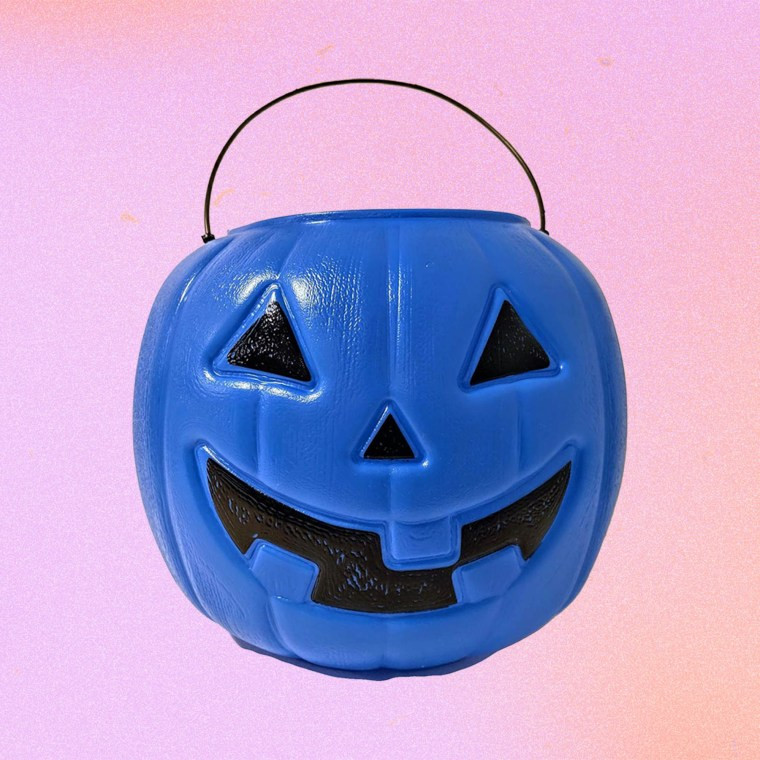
[207,459,571,614]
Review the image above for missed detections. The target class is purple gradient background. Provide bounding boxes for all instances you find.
[1,2,758,757]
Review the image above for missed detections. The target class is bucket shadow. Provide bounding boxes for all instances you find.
[231,636,492,680]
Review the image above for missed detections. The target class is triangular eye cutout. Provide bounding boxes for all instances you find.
[227,297,311,382]
[470,300,550,385]
[363,413,416,460]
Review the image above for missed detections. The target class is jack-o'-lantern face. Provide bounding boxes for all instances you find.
[134,209,626,671]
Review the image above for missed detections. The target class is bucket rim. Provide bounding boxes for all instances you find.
[228,208,531,235]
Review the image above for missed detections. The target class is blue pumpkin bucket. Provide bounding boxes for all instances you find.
[134,79,626,673]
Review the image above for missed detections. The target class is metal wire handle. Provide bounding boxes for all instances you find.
[202,78,547,243]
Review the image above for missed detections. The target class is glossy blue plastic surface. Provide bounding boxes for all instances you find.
[134,209,626,672]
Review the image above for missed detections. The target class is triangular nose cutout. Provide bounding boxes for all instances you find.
[363,413,416,460]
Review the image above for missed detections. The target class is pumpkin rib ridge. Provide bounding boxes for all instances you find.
[134,241,229,615]
[528,230,627,607]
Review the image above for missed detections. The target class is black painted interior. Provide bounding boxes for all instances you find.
[471,301,550,385]
[363,414,415,460]
[227,300,311,381]
[207,458,571,613]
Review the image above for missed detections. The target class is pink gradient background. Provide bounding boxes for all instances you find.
[1,2,758,757]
